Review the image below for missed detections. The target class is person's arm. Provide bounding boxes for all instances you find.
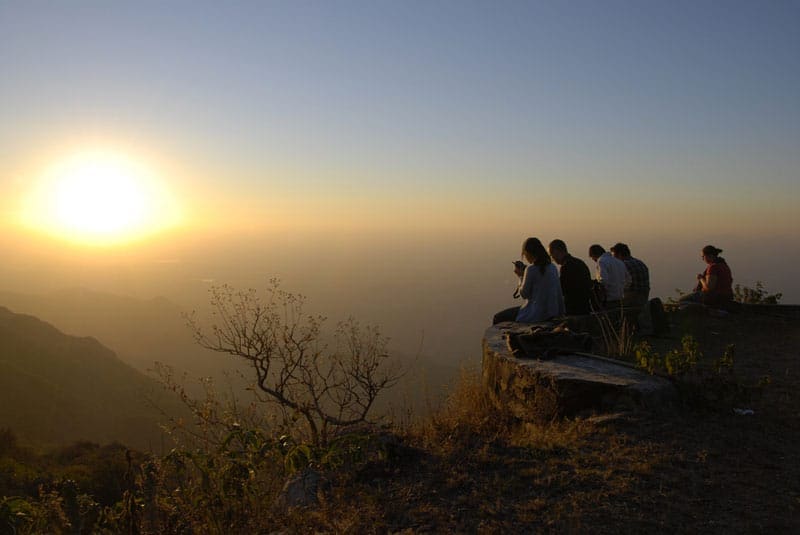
[597,256,610,283]
[580,262,593,291]
[559,262,570,293]
[512,262,525,298]
[700,269,718,292]
[519,264,536,300]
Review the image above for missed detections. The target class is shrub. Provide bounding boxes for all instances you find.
[634,336,767,409]
[186,280,402,446]
[734,281,782,304]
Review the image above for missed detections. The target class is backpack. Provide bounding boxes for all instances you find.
[505,325,593,359]
[649,297,669,336]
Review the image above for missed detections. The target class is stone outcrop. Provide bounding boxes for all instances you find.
[482,322,675,422]
[272,468,326,511]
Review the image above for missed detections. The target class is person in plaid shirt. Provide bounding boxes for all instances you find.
[611,243,652,333]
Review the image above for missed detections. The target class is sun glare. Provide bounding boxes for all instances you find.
[23,151,179,246]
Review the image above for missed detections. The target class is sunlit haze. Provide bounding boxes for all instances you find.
[20,150,179,246]
[1,1,798,368]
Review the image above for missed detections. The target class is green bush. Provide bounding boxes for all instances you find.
[734,281,782,304]
[634,336,767,409]
[634,335,699,377]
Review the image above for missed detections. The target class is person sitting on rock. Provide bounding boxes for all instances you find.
[548,239,592,315]
[679,245,734,308]
[493,237,565,324]
[588,244,629,310]
[611,242,652,333]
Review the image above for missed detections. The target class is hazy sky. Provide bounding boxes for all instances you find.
[0,1,798,364]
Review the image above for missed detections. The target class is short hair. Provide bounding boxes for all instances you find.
[588,244,605,257]
[702,245,723,257]
[549,239,567,253]
[610,242,631,257]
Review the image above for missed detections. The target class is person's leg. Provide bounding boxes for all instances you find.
[493,306,520,325]
[649,297,670,336]
[602,299,624,328]
[621,293,641,329]
[634,290,652,334]
[678,291,702,304]
[590,281,605,311]
[701,293,736,310]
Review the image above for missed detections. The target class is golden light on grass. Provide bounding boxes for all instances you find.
[21,150,180,246]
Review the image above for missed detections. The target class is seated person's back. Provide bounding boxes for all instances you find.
[549,239,592,315]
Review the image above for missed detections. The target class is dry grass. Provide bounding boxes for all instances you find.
[414,366,513,453]
[7,310,797,533]
[286,310,800,533]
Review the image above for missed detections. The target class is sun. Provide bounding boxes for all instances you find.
[23,151,179,246]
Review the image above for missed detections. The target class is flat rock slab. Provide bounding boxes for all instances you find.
[483,323,675,422]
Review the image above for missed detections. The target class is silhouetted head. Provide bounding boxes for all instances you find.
[701,245,723,264]
[548,239,569,265]
[522,237,552,273]
[588,244,605,262]
[610,242,631,260]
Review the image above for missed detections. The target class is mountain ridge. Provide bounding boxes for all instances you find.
[0,305,185,450]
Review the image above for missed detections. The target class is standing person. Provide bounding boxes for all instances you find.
[493,237,565,324]
[680,245,734,307]
[588,244,628,309]
[611,242,652,332]
[548,239,592,315]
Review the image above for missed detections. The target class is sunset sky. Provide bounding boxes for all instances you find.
[0,1,798,363]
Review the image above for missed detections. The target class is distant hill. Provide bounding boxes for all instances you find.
[0,288,237,381]
[0,287,458,418]
[0,306,187,450]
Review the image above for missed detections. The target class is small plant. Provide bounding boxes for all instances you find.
[0,496,35,534]
[634,335,701,376]
[634,341,661,375]
[663,335,701,376]
[634,336,769,410]
[636,336,689,375]
[712,344,735,374]
[734,281,782,304]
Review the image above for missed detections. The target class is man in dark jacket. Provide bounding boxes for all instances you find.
[548,239,592,315]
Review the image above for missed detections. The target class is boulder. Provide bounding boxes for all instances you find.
[272,468,325,511]
[482,322,675,422]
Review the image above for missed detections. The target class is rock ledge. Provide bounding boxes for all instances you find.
[482,322,675,422]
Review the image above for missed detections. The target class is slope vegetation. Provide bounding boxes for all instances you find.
[0,306,183,450]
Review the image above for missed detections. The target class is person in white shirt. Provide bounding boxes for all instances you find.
[588,244,629,308]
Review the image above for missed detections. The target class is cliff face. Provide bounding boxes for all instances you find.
[482,322,674,422]
[0,306,185,449]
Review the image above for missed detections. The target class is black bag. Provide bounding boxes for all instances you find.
[505,325,593,359]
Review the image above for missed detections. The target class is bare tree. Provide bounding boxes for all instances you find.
[186,280,401,445]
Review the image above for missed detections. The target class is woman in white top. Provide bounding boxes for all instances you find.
[493,237,566,324]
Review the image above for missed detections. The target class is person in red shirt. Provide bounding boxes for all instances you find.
[680,245,734,307]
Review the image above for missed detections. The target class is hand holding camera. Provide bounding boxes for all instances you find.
[512,260,526,276]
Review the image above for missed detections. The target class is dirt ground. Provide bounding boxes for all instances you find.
[310,308,800,533]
